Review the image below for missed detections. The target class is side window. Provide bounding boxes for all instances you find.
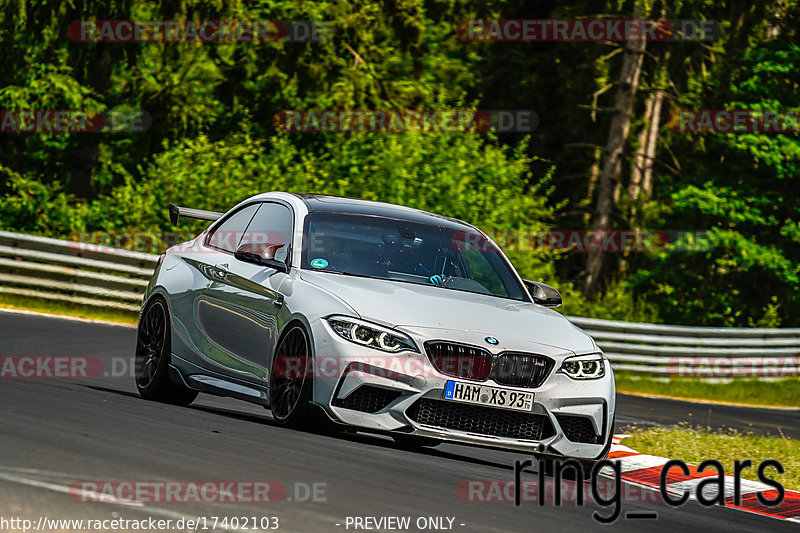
[207,203,260,253]
[461,249,509,298]
[240,203,293,263]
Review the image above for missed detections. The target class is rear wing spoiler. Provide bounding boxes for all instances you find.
[169,203,223,225]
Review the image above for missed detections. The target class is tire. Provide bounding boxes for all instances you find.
[392,435,442,450]
[135,297,198,406]
[269,325,314,427]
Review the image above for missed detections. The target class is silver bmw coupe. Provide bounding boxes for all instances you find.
[135,192,615,464]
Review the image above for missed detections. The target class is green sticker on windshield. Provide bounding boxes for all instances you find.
[310,258,328,269]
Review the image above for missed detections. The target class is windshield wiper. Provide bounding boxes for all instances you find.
[315,269,372,279]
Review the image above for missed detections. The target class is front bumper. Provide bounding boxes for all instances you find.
[309,318,615,460]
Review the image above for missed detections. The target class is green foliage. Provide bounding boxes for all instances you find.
[1,0,799,326]
[1,130,560,280]
[624,426,800,491]
[635,39,800,325]
[559,280,658,323]
[616,372,800,407]
[0,168,88,235]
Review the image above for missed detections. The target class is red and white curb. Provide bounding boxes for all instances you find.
[609,434,800,523]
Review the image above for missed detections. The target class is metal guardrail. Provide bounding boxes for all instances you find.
[0,231,797,377]
[0,231,157,313]
[569,317,800,378]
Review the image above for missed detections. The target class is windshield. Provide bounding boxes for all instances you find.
[302,213,527,301]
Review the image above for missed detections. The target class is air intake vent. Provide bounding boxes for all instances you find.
[333,386,402,413]
[555,414,601,444]
[492,352,554,388]
[425,341,493,381]
[407,398,555,440]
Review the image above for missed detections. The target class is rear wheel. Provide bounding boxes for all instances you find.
[269,325,313,427]
[135,298,198,406]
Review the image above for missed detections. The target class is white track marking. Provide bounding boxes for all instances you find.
[611,434,800,522]
[0,471,142,507]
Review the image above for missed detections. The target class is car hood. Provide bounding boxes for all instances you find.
[298,270,596,354]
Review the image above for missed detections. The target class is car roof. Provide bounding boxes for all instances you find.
[288,193,478,232]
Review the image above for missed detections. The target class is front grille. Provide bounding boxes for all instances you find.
[492,352,554,388]
[555,414,601,444]
[332,386,402,413]
[407,398,555,440]
[425,341,493,381]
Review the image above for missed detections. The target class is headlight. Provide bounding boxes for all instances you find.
[326,316,419,353]
[560,353,606,380]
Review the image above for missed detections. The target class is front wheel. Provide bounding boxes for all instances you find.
[269,325,313,427]
[135,298,198,406]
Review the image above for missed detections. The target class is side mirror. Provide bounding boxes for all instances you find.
[234,242,288,273]
[523,280,562,308]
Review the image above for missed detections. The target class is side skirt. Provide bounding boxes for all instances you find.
[169,355,269,407]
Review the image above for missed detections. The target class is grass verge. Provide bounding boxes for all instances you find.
[624,426,800,492]
[0,294,138,326]
[615,371,800,408]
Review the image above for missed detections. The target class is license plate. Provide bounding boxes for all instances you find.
[443,380,534,412]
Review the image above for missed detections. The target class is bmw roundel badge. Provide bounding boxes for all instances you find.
[485,336,499,345]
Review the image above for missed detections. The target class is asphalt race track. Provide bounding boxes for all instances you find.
[1,310,797,532]
[616,389,800,440]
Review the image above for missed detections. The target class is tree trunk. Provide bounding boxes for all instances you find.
[628,92,655,217]
[67,139,100,199]
[618,92,650,278]
[583,12,647,298]
[67,17,114,199]
[641,89,664,198]
[583,147,603,225]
